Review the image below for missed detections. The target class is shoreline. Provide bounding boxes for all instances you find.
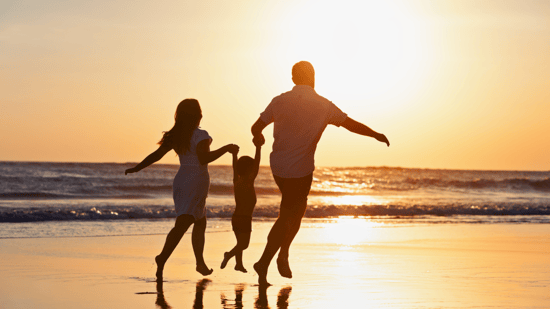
[3,216,550,239]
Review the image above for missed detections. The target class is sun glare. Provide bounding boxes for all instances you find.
[322,217,384,246]
[272,0,428,108]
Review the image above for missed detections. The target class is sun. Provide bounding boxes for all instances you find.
[270,0,430,111]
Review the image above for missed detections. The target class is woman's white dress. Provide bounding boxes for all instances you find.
[173,128,211,220]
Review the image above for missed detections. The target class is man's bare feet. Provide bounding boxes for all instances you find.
[253,262,271,286]
[196,264,213,276]
[155,255,165,282]
[220,252,231,269]
[277,257,292,278]
[234,264,247,273]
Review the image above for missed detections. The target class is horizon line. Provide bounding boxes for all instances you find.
[1,160,548,173]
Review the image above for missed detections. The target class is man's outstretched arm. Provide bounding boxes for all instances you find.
[341,117,390,147]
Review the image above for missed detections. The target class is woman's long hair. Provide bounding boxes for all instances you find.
[158,99,202,155]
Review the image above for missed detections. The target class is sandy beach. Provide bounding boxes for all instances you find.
[1,219,549,308]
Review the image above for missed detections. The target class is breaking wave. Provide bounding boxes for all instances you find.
[2,203,550,223]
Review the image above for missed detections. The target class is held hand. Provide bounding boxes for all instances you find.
[253,134,265,147]
[376,133,390,147]
[227,144,240,155]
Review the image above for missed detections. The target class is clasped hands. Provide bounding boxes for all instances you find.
[253,135,265,147]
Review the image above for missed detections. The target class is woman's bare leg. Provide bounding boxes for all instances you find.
[156,214,194,281]
[192,216,213,276]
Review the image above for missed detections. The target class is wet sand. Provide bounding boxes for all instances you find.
[1,219,549,308]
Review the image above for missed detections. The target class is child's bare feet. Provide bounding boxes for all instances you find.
[220,252,231,269]
[253,262,271,286]
[196,264,213,276]
[234,264,247,273]
[155,255,165,282]
[277,257,292,278]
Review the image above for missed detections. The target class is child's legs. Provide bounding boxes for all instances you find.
[191,216,208,266]
[235,231,251,251]
[227,231,251,255]
[158,214,195,262]
[234,232,251,266]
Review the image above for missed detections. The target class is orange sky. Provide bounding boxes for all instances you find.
[1,0,549,170]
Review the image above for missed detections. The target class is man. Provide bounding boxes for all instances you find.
[252,61,390,285]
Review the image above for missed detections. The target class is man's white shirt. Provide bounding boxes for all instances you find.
[260,85,348,178]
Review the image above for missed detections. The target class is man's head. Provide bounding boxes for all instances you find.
[292,61,315,88]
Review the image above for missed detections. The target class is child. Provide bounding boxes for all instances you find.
[220,138,262,272]
[125,99,239,281]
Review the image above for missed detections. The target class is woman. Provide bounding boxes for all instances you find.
[125,99,238,281]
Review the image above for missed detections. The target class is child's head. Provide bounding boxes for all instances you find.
[236,156,254,176]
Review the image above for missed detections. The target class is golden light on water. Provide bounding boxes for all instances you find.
[317,195,385,206]
[321,217,385,246]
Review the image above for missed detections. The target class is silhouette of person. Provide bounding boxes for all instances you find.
[221,140,263,273]
[125,99,239,281]
[252,61,389,285]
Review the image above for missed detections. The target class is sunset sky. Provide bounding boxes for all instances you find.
[1,0,549,171]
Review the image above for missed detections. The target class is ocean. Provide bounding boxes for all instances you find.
[1,161,549,238]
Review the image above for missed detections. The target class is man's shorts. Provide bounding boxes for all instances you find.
[273,173,313,217]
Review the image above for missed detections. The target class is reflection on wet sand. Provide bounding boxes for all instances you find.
[254,285,269,309]
[221,284,245,309]
[255,285,292,309]
[155,279,211,309]
[194,279,212,309]
[276,286,291,309]
[155,281,172,309]
[155,280,291,308]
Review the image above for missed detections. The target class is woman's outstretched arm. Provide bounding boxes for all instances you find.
[196,139,239,166]
[125,145,172,175]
